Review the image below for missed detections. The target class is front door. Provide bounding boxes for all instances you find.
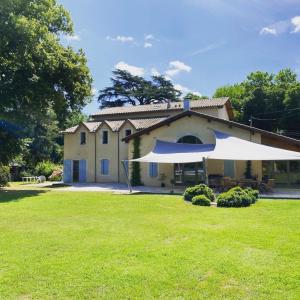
[73,160,79,182]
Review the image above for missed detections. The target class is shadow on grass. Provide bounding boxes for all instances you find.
[0,189,47,203]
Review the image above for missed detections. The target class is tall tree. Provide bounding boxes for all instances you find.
[213,68,300,138]
[185,93,208,100]
[213,84,245,121]
[0,0,92,164]
[98,69,181,108]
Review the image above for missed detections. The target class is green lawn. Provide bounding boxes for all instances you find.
[0,190,299,299]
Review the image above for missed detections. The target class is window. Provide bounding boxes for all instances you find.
[102,130,108,144]
[100,159,109,175]
[80,132,86,145]
[149,162,158,178]
[125,129,132,137]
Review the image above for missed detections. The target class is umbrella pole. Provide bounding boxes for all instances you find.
[203,158,209,185]
[121,160,132,193]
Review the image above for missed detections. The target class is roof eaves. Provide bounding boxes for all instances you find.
[123,110,300,147]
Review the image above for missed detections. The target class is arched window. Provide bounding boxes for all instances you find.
[177,135,202,144]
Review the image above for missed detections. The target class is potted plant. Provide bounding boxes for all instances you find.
[159,173,166,187]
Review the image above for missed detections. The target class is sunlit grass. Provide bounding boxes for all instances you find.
[0,190,299,299]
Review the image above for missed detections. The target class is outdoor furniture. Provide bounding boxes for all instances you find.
[22,176,38,183]
[222,177,237,191]
[238,179,259,189]
[208,174,223,192]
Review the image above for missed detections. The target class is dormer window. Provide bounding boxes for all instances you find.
[125,129,132,137]
[80,132,86,145]
[102,130,108,144]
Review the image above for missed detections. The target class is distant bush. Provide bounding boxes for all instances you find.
[183,184,215,202]
[192,195,211,206]
[217,187,258,208]
[0,165,10,187]
[35,161,61,178]
[20,170,32,178]
[49,174,62,182]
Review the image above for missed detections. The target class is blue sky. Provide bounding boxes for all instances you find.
[58,0,300,115]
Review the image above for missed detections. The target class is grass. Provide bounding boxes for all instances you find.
[0,189,299,299]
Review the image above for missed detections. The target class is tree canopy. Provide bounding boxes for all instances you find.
[98,69,181,108]
[0,0,92,164]
[213,68,300,138]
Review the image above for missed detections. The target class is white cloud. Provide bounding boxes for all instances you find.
[106,35,135,43]
[145,34,154,40]
[114,61,144,76]
[291,16,300,33]
[151,68,160,76]
[144,42,153,48]
[165,61,192,77]
[64,34,80,41]
[174,83,201,96]
[259,17,300,36]
[260,27,277,35]
[91,87,97,96]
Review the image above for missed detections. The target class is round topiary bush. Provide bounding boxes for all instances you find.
[183,184,215,202]
[217,187,254,208]
[192,195,211,206]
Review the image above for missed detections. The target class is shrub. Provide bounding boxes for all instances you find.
[35,161,61,178]
[192,195,211,206]
[244,188,259,203]
[49,174,62,182]
[217,186,255,208]
[183,184,215,202]
[0,165,10,187]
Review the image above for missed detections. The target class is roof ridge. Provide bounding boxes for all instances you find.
[91,97,230,117]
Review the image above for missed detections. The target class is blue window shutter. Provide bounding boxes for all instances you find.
[105,160,109,175]
[124,160,129,175]
[149,162,158,177]
[101,159,109,175]
[79,160,87,182]
[63,160,72,183]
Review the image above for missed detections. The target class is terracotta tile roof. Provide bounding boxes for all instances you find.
[63,125,78,133]
[104,120,125,131]
[63,117,166,133]
[62,122,101,133]
[128,117,167,130]
[84,122,102,132]
[91,98,229,117]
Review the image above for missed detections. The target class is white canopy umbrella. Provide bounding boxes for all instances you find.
[210,131,300,161]
[123,130,300,192]
[130,139,215,163]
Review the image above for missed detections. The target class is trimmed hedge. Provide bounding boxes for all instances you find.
[217,187,259,208]
[183,184,215,202]
[192,195,211,206]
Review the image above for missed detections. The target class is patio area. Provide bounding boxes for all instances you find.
[43,182,300,199]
